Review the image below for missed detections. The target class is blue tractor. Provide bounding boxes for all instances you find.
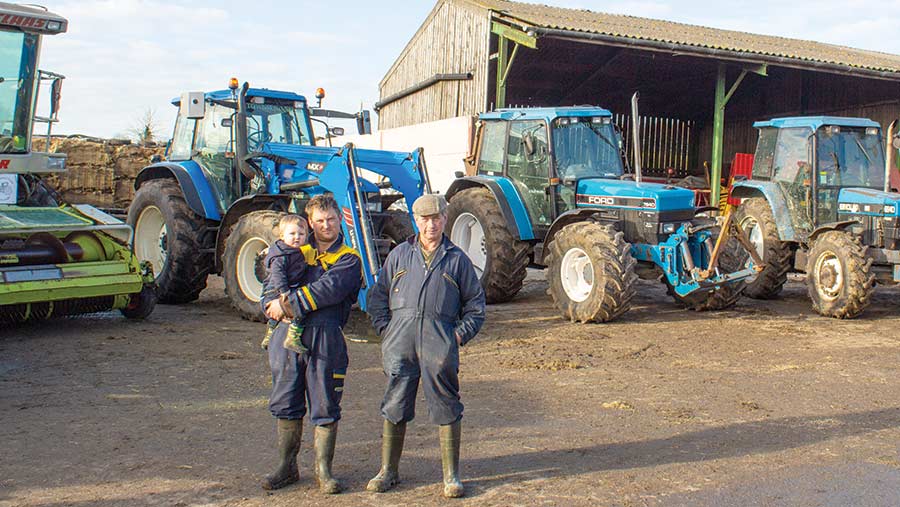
[445,104,759,323]
[127,81,428,320]
[732,116,900,318]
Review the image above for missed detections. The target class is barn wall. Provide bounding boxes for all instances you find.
[377,0,490,129]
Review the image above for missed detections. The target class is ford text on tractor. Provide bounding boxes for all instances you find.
[732,116,900,318]
[0,3,156,322]
[128,81,427,320]
[445,98,761,323]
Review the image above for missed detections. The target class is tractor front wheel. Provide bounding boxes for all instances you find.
[806,231,874,319]
[446,188,531,303]
[546,222,637,323]
[223,211,285,321]
[127,179,214,304]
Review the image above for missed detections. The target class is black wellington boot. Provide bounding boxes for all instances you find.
[366,420,407,492]
[314,422,342,494]
[261,418,302,490]
[440,421,464,498]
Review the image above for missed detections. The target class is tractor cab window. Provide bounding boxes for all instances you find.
[816,126,885,190]
[195,104,235,206]
[507,120,552,225]
[477,120,506,175]
[168,114,195,161]
[751,127,777,179]
[0,29,38,154]
[244,100,313,151]
[552,117,624,181]
[771,127,813,231]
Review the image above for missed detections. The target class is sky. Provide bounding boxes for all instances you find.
[33,0,900,140]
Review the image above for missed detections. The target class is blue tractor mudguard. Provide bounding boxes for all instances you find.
[257,142,428,311]
[730,179,800,242]
[133,161,223,220]
[445,175,536,241]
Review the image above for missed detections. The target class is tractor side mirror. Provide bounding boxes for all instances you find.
[330,126,345,137]
[49,78,63,119]
[522,132,535,157]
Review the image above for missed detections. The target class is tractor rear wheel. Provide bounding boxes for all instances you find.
[546,222,637,323]
[666,225,747,311]
[127,179,215,304]
[806,230,874,319]
[446,188,531,303]
[223,210,285,321]
[733,197,793,299]
[381,210,414,248]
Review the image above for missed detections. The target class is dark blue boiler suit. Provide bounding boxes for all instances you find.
[268,235,362,425]
[367,235,485,425]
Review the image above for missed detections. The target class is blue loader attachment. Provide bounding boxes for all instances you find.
[128,81,427,320]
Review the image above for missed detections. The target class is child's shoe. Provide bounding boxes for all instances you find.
[283,322,307,354]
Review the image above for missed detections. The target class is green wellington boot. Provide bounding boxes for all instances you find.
[440,421,464,498]
[366,420,407,492]
[261,418,303,490]
[314,422,343,494]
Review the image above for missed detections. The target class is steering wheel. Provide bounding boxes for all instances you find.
[247,130,273,152]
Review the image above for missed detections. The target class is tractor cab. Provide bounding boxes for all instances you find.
[748,117,887,232]
[0,4,67,173]
[168,88,317,211]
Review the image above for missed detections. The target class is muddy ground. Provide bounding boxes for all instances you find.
[2,272,900,507]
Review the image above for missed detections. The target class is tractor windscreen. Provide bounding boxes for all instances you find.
[816,126,885,190]
[0,29,38,154]
[245,101,313,150]
[552,117,624,180]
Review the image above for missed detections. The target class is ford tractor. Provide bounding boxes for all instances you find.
[445,98,761,323]
[732,116,900,318]
[128,81,427,320]
[0,3,156,323]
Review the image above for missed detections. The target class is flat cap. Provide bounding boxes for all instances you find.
[412,194,448,216]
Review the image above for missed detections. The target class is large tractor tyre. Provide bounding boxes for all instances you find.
[127,179,215,304]
[446,188,531,303]
[223,210,285,322]
[120,284,158,320]
[733,197,793,299]
[805,231,875,319]
[666,226,747,311]
[545,222,638,323]
[381,210,414,248]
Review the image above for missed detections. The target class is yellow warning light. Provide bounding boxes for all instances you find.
[228,77,239,90]
[315,88,326,99]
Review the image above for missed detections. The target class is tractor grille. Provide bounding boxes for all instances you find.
[1,296,117,324]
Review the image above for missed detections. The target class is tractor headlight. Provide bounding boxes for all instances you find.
[885,205,897,215]
[661,223,677,234]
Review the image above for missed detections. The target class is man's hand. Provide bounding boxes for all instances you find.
[266,299,285,321]
[455,332,462,346]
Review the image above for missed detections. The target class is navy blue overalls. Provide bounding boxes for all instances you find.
[268,235,362,425]
[367,235,485,425]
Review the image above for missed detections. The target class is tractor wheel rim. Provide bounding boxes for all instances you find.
[451,213,486,278]
[236,237,268,302]
[741,216,764,269]
[814,250,843,301]
[134,205,167,279]
[560,247,594,303]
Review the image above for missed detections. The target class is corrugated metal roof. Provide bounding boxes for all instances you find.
[460,0,900,78]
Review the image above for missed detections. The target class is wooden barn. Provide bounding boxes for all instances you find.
[376,0,900,201]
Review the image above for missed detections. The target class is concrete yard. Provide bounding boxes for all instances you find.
[2,272,899,506]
